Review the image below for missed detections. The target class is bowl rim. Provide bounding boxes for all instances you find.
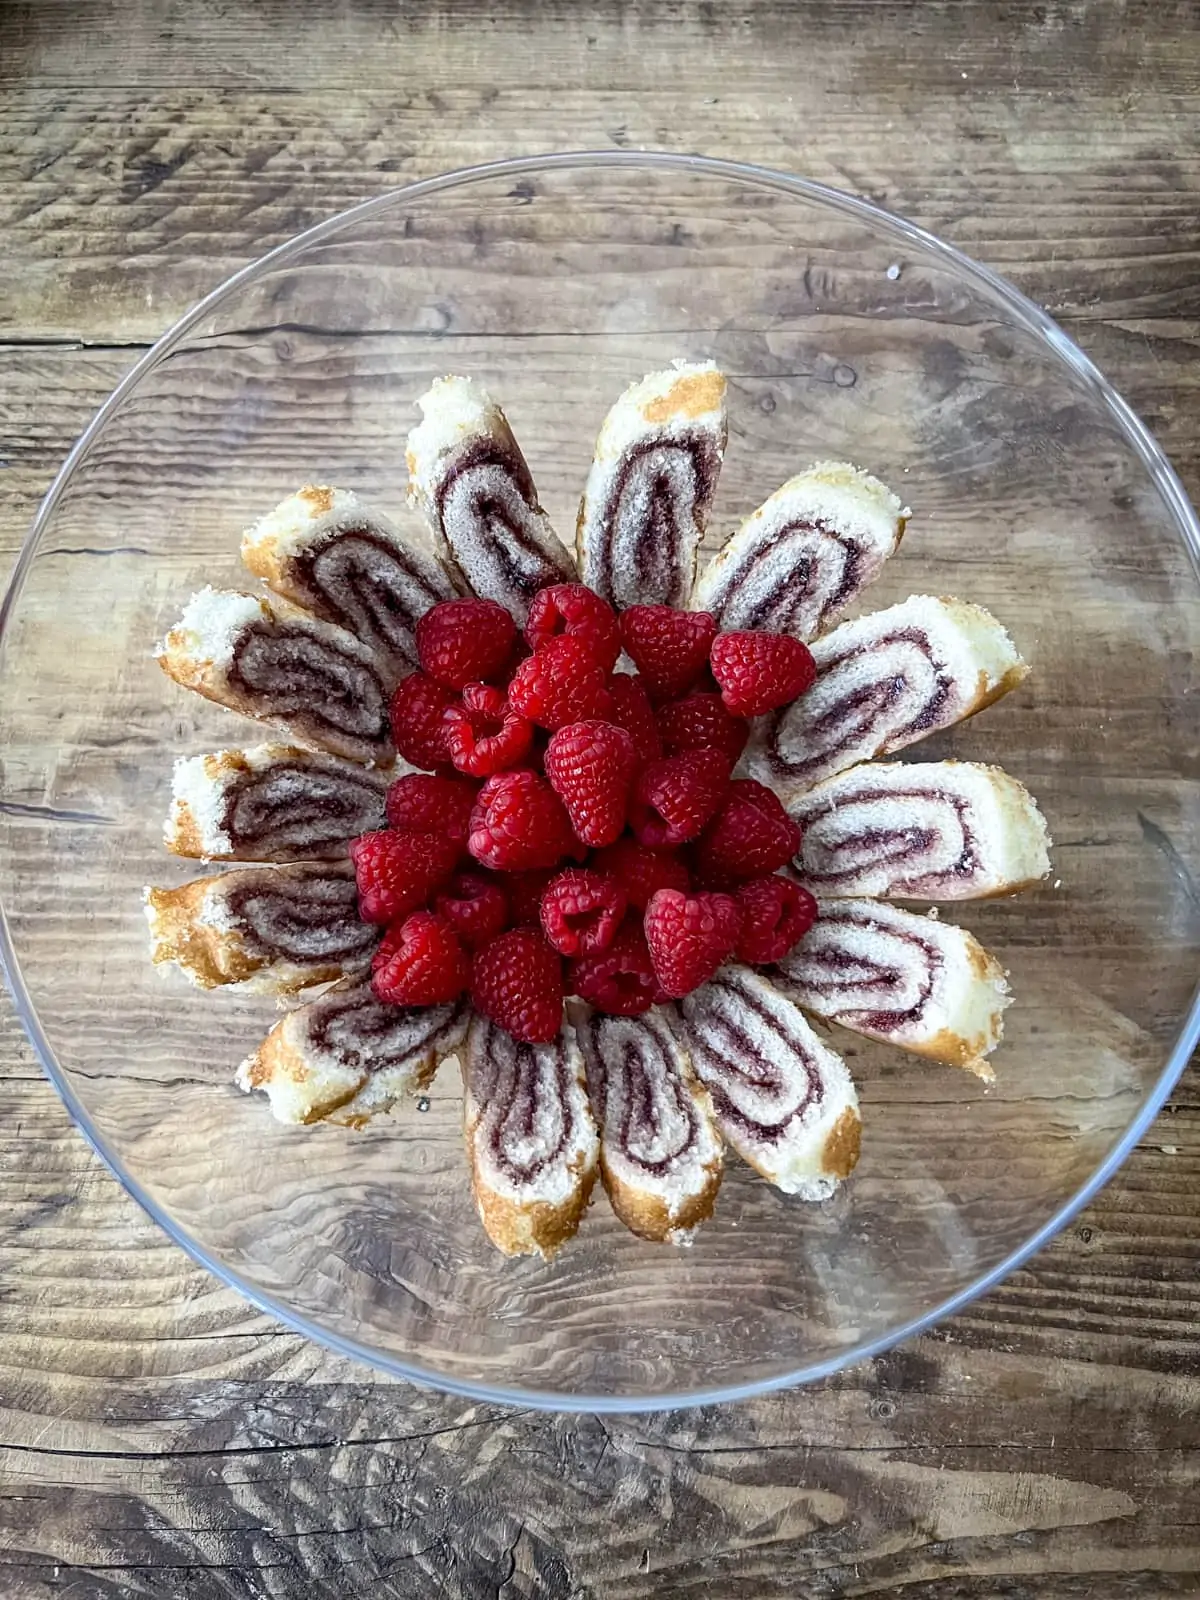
[3,148,1198,1413]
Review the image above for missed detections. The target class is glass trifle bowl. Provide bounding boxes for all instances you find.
[1,153,1196,1410]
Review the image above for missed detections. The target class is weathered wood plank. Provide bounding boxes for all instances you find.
[1,85,1198,342]
[3,314,1200,554]
[0,0,1199,342]
[0,1081,1189,1393]
[3,0,1200,96]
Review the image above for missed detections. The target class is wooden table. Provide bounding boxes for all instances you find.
[1,3,1198,1594]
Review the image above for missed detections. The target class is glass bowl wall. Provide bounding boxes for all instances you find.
[1,154,1196,1409]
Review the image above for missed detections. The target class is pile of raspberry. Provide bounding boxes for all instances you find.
[349,585,820,1044]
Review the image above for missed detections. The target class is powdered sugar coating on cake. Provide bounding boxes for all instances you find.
[748,595,1028,801]
[241,484,461,671]
[144,862,378,992]
[237,977,470,1125]
[774,897,1010,1077]
[157,587,395,765]
[573,1004,723,1242]
[790,760,1051,901]
[407,376,575,623]
[691,460,907,640]
[462,1015,599,1257]
[166,744,390,862]
[678,965,861,1200]
[577,361,727,609]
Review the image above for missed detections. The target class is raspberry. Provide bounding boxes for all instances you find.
[472,927,564,1043]
[620,606,717,702]
[371,918,407,973]
[735,876,818,964]
[544,720,637,848]
[525,584,620,672]
[644,888,743,999]
[349,829,459,924]
[629,749,731,848]
[389,672,455,771]
[433,869,510,950]
[385,773,478,849]
[569,918,659,1016]
[658,691,749,766]
[589,837,690,912]
[416,597,516,690]
[443,682,534,778]
[467,770,580,871]
[695,779,803,887]
[505,868,556,926]
[372,911,471,1005]
[710,630,817,716]
[507,635,614,730]
[540,867,627,958]
[606,674,663,764]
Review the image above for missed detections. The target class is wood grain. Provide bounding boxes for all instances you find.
[1,1,1199,1595]
[1,0,1200,345]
